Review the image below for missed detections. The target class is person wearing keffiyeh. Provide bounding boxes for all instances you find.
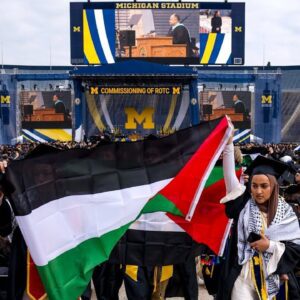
[216,132,300,300]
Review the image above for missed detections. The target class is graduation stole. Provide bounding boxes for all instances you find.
[250,251,269,300]
[274,281,288,300]
[250,253,289,300]
[250,213,289,300]
[26,251,47,300]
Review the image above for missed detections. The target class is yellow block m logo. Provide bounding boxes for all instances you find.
[73,26,81,32]
[172,87,181,95]
[234,26,242,32]
[1,95,10,104]
[261,95,272,104]
[125,107,155,129]
[90,87,99,95]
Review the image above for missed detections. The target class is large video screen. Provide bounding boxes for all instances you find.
[70,2,245,65]
[20,91,72,129]
[200,90,251,132]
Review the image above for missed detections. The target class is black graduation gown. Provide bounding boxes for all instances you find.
[211,16,222,33]
[234,101,246,114]
[167,25,193,57]
[216,192,300,300]
[0,199,26,300]
[54,101,66,114]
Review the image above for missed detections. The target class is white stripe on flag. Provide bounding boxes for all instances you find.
[186,124,233,220]
[17,178,172,266]
[95,10,115,64]
[216,33,231,64]
[130,212,184,232]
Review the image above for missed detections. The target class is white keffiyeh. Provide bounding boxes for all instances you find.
[237,197,300,298]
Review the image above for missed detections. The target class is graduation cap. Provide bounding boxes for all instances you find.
[245,155,292,179]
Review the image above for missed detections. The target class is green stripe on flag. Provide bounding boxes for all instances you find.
[37,197,182,300]
[204,166,224,187]
[144,193,183,216]
[205,166,240,188]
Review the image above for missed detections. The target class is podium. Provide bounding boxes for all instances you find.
[124,36,187,57]
[24,108,64,122]
[204,108,244,122]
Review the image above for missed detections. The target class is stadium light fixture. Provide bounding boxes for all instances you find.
[248,84,255,93]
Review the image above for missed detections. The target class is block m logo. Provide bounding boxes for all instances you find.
[261,95,272,104]
[234,26,242,32]
[1,95,10,104]
[90,87,99,95]
[73,26,81,32]
[125,107,154,129]
[172,87,181,95]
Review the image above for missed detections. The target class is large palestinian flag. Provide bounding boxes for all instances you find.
[6,117,232,300]
[112,165,242,268]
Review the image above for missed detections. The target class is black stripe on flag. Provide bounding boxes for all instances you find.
[7,119,221,216]
[109,229,203,266]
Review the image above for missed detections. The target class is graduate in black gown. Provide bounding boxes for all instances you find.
[216,134,300,300]
[167,14,193,57]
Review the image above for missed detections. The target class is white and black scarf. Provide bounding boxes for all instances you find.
[237,197,300,298]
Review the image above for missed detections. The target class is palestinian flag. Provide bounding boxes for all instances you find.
[6,117,231,300]
[113,165,242,267]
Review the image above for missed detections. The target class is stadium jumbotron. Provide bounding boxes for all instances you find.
[0,1,300,300]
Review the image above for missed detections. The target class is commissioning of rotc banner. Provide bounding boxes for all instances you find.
[86,85,188,136]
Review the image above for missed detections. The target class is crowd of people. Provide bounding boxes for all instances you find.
[0,136,300,299]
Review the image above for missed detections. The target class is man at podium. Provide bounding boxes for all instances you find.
[167,14,192,57]
[53,94,66,114]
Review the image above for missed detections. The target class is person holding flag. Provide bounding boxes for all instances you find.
[217,130,300,300]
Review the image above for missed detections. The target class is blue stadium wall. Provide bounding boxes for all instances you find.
[0,65,299,144]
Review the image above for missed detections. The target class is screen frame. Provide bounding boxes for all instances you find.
[70,1,245,66]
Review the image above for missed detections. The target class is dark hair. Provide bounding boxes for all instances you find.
[214,11,220,17]
[173,14,180,22]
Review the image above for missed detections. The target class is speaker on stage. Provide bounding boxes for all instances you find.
[119,30,136,48]
[24,105,33,116]
[203,104,212,115]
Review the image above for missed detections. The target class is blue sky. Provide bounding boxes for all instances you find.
[0,0,299,66]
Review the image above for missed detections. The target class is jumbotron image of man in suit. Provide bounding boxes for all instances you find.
[52,94,66,114]
[167,14,193,57]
